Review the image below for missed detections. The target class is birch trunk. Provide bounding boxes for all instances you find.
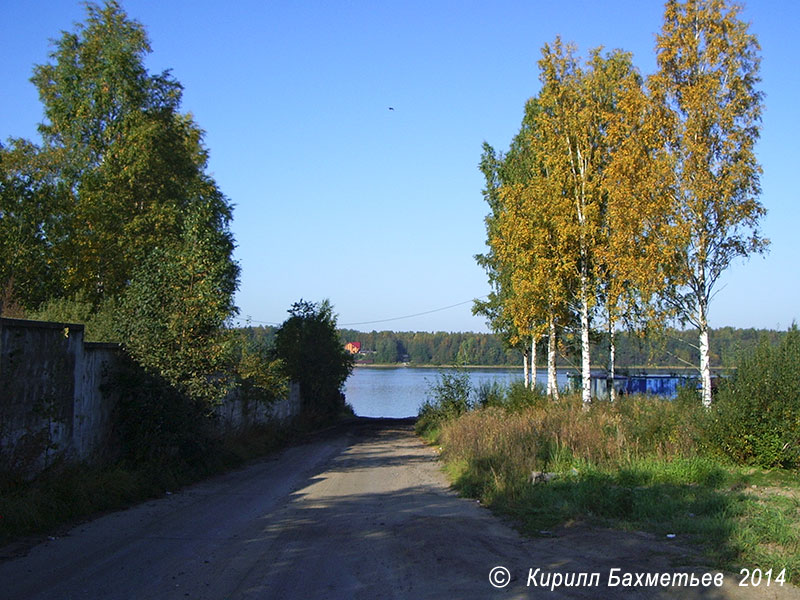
[530,334,538,390]
[547,313,559,400]
[699,311,712,408]
[580,275,592,404]
[522,350,530,389]
[608,319,616,402]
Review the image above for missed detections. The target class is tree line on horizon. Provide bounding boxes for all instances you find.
[237,325,785,370]
[475,0,767,405]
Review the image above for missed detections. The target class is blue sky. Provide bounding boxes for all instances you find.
[2,1,797,332]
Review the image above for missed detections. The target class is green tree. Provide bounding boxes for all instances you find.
[116,199,239,404]
[706,327,800,467]
[5,1,242,398]
[650,0,767,406]
[0,140,65,310]
[273,300,354,420]
[29,1,219,306]
[375,335,401,363]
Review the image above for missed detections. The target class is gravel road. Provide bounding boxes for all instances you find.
[1,418,796,599]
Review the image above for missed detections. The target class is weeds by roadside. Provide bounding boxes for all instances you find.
[0,421,298,547]
[421,374,800,584]
[419,330,800,583]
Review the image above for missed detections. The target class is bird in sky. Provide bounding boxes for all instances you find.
[388,107,394,111]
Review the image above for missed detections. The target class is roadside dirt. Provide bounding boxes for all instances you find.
[0,418,796,599]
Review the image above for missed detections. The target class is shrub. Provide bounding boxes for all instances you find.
[704,326,800,468]
[416,369,474,437]
[272,299,354,421]
[475,379,505,407]
[503,379,547,411]
[28,292,119,342]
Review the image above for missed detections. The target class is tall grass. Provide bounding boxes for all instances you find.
[431,391,800,583]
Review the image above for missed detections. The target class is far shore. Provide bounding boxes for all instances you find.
[353,363,733,372]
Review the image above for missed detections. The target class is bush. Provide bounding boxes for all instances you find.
[475,379,505,407]
[503,379,547,411]
[473,378,552,412]
[272,299,354,421]
[416,369,474,436]
[704,326,800,468]
[28,293,119,342]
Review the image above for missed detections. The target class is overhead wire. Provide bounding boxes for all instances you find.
[229,296,487,328]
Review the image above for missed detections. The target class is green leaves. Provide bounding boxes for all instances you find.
[272,300,354,420]
[0,140,66,309]
[2,2,240,408]
[705,327,800,468]
[117,199,239,404]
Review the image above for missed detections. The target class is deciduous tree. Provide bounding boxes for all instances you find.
[273,300,354,420]
[117,197,239,404]
[0,140,65,309]
[535,40,638,403]
[650,0,767,406]
[29,1,219,306]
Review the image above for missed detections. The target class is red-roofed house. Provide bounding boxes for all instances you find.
[344,341,362,355]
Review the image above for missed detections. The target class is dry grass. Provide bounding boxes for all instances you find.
[432,393,800,584]
[441,395,700,475]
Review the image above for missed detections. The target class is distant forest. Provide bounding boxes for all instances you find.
[237,326,786,370]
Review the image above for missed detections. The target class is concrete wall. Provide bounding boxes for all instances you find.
[0,317,301,477]
[213,382,301,435]
[0,318,113,474]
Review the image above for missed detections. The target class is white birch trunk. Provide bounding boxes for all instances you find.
[580,276,592,405]
[547,314,559,400]
[608,319,616,402]
[530,334,537,390]
[523,351,530,389]
[699,313,712,408]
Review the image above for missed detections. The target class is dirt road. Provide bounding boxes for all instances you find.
[1,418,796,599]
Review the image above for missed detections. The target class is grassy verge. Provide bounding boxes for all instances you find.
[424,395,800,584]
[0,420,302,548]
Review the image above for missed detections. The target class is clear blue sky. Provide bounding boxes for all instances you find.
[2,1,797,332]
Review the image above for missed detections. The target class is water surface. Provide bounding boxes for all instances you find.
[344,366,694,417]
[345,366,565,418]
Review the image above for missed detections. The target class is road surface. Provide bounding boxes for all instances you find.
[1,418,796,599]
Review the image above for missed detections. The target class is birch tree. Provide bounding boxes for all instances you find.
[536,40,638,404]
[488,97,576,398]
[650,0,767,406]
[474,142,534,384]
[600,66,679,400]
[29,1,229,306]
